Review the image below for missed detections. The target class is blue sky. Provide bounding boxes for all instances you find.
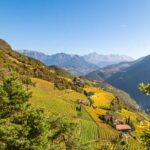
[0,0,150,58]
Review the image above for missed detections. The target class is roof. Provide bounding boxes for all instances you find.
[79,100,88,104]
[116,124,131,131]
[103,115,111,119]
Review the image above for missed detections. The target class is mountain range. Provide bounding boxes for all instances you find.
[86,55,150,111]
[106,55,150,111]
[17,50,133,76]
[85,61,134,81]
[84,52,134,67]
[17,50,99,76]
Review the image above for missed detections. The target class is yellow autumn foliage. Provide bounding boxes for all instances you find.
[84,87,114,108]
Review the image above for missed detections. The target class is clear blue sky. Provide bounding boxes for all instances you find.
[0,0,150,58]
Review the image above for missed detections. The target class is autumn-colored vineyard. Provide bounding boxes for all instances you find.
[30,78,149,149]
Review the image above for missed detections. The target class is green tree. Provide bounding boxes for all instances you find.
[21,75,35,90]
[0,75,49,150]
[139,83,150,95]
[0,75,88,150]
[48,114,88,150]
[139,83,150,149]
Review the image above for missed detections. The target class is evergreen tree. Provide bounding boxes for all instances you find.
[0,75,88,150]
[0,75,48,150]
[139,83,150,95]
[48,114,88,150]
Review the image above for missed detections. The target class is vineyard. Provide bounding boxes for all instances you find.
[79,107,118,149]
[127,138,146,150]
[29,78,149,150]
[84,87,114,109]
[85,107,119,141]
[79,107,146,150]
[83,88,148,149]
[30,78,78,117]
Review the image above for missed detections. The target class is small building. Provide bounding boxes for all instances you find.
[99,114,119,126]
[77,100,88,106]
[99,114,112,122]
[116,124,131,132]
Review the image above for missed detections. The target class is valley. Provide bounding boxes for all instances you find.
[0,39,150,149]
[86,56,150,111]
[1,1,150,149]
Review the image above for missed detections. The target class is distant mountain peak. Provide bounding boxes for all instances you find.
[84,52,134,67]
[17,50,99,76]
[87,52,100,55]
[17,49,135,75]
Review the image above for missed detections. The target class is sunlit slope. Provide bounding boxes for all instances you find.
[116,108,150,138]
[83,87,149,149]
[29,78,117,145]
[30,78,149,149]
[31,78,116,147]
[30,78,100,144]
[84,87,114,109]
[30,78,87,117]
[79,107,99,143]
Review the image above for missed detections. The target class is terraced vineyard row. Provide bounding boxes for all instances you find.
[80,120,99,143]
[94,142,116,150]
[94,138,146,150]
[127,138,146,150]
[80,107,99,143]
[30,78,78,117]
[98,122,119,141]
[85,106,119,141]
[31,86,77,116]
